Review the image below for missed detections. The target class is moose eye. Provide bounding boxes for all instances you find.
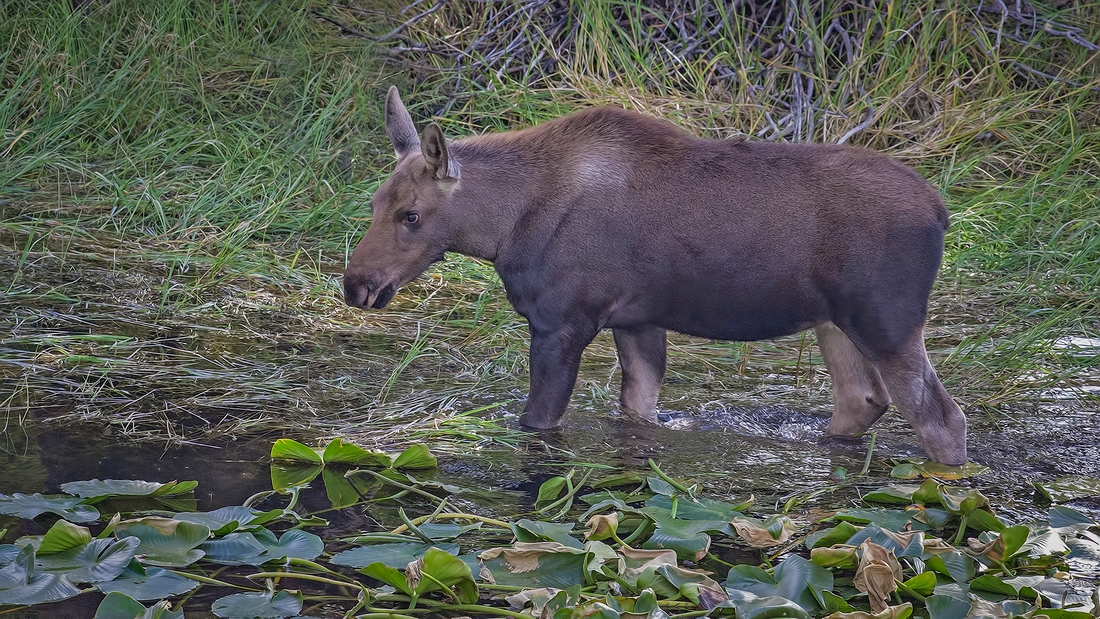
[405,212,419,224]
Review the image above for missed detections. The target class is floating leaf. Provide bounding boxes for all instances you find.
[806,522,862,549]
[644,494,751,520]
[60,480,196,502]
[846,525,924,558]
[922,538,975,583]
[937,486,989,515]
[536,476,569,506]
[512,519,584,549]
[478,542,587,589]
[925,594,971,619]
[39,519,93,554]
[331,542,460,569]
[96,559,198,600]
[270,438,323,463]
[725,555,832,612]
[1034,476,1100,503]
[200,528,323,566]
[211,589,303,618]
[0,493,100,523]
[655,563,727,609]
[1048,506,1097,533]
[825,602,913,619]
[0,545,82,605]
[114,518,210,568]
[393,444,437,469]
[721,589,810,619]
[93,591,183,619]
[37,536,140,583]
[730,515,796,549]
[900,571,937,597]
[833,508,922,531]
[810,545,859,569]
[864,486,921,505]
[173,506,282,535]
[643,514,715,560]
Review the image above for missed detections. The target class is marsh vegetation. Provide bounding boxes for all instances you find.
[0,1,1098,616]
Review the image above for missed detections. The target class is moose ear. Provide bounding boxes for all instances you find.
[421,123,460,181]
[384,86,419,160]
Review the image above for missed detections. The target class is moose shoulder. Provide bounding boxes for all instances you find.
[344,86,968,465]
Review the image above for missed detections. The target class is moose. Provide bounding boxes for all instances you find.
[344,87,968,465]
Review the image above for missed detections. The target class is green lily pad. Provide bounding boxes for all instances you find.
[96,559,199,600]
[845,525,924,558]
[362,546,478,604]
[331,541,460,569]
[0,544,82,605]
[924,594,972,619]
[536,476,569,506]
[211,589,304,618]
[36,536,140,583]
[93,591,184,619]
[0,493,100,523]
[270,438,323,463]
[900,571,936,596]
[644,494,751,520]
[864,485,921,505]
[39,519,93,554]
[200,528,323,566]
[832,508,924,531]
[512,519,584,549]
[59,480,197,502]
[1034,476,1100,503]
[114,518,210,568]
[725,555,832,612]
[721,589,811,619]
[477,542,587,589]
[173,506,283,535]
[806,522,862,549]
[392,444,437,469]
[1048,506,1097,533]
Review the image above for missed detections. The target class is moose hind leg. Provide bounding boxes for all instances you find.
[872,335,967,465]
[613,325,667,423]
[816,322,891,436]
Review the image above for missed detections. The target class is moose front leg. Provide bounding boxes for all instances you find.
[518,323,597,429]
[613,325,667,423]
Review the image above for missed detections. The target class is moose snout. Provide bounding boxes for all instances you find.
[343,273,398,310]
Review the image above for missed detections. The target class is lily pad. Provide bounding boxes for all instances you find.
[36,536,140,583]
[0,493,100,523]
[60,479,197,502]
[1034,476,1100,503]
[0,545,82,605]
[393,444,438,469]
[173,506,283,535]
[478,542,587,589]
[39,519,94,554]
[96,559,199,600]
[200,528,323,566]
[94,591,184,619]
[211,589,304,618]
[725,555,832,612]
[114,517,211,567]
[331,541,460,569]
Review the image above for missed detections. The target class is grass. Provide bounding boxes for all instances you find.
[1,0,1097,450]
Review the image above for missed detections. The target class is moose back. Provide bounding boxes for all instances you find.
[344,87,968,465]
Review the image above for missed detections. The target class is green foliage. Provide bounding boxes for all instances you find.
[0,439,1098,617]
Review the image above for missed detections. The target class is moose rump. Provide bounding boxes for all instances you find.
[343,87,968,465]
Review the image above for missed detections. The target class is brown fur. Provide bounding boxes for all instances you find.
[344,87,968,464]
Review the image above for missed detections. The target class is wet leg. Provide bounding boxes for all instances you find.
[871,335,967,465]
[816,322,891,435]
[518,323,597,429]
[613,325,667,423]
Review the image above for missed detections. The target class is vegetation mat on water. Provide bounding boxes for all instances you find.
[1,439,1099,617]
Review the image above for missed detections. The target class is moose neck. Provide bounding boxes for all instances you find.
[444,140,547,263]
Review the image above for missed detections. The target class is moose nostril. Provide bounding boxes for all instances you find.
[343,279,372,308]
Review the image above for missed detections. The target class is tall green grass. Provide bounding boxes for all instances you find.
[1,0,1097,444]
